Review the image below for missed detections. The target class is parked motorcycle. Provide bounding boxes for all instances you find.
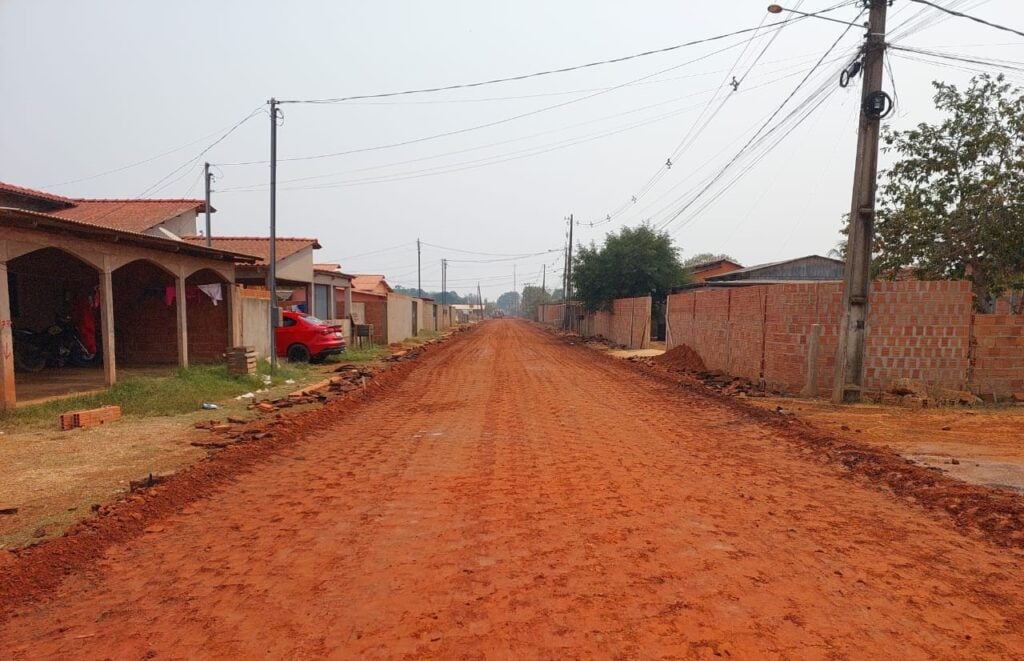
[12,316,99,373]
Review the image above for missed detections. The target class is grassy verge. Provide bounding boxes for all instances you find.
[327,345,389,363]
[1,362,309,430]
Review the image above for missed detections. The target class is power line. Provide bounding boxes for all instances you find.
[907,0,1024,39]
[217,33,790,169]
[276,16,824,105]
[654,11,865,233]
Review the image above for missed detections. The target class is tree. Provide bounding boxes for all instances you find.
[571,224,689,311]
[496,290,521,313]
[521,285,552,319]
[873,74,1024,306]
[681,252,736,268]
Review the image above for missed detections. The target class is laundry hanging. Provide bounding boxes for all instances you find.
[197,284,223,306]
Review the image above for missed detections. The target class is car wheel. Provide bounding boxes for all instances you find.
[287,344,311,363]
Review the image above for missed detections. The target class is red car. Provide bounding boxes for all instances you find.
[276,311,346,362]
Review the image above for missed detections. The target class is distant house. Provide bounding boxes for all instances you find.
[704,255,845,283]
[688,258,743,283]
[183,236,321,306]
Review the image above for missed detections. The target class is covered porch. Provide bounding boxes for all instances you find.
[0,208,255,411]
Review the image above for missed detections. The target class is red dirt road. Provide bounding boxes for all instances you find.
[3,320,1024,658]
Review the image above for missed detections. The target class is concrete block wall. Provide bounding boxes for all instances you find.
[238,288,271,360]
[667,281,995,396]
[609,296,652,350]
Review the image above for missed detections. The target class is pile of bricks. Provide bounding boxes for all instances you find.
[226,346,257,376]
[59,405,121,431]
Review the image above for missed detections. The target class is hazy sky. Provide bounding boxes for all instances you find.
[2,1,1021,298]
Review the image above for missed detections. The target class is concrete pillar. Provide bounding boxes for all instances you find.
[176,269,189,369]
[0,263,16,411]
[227,284,242,348]
[344,285,353,320]
[99,268,117,387]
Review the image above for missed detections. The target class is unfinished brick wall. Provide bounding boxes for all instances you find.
[972,313,1024,398]
[113,261,177,365]
[537,304,563,325]
[667,281,986,395]
[185,276,229,364]
[578,296,651,349]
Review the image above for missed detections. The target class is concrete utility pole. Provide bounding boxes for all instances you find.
[441,258,447,307]
[477,282,483,319]
[268,98,281,371]
[417,238,422,298]
[542,263,546,294]
[513,264,517,317]
[203,162,213,248]
[832,0,891,404]
[563,214,574,330]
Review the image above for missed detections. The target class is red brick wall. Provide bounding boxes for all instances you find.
[363,300,387,344]
[185,276,229,364]
[113,262,177,365]
[972,313,1024,398]
[667,281,986,396]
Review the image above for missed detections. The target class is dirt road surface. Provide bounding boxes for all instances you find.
[3,320,1024,658]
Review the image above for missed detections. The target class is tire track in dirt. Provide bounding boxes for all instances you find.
[1,320,1023,658]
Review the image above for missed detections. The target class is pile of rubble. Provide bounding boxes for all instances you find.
[871,378,982,408]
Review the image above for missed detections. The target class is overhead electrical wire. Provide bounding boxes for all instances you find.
[276,14,840,105]
[906,0,1024,39]
[650,7,867,235]
[217,29,800,169]
[218,55,846,194]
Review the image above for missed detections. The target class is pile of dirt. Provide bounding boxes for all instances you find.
[652,344,706,372]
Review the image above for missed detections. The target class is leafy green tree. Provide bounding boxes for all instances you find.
[681,252,736,268]
[521,285,552,319]
[874,74,1024,305]
[571,224,688,311]
[496,290,521,313]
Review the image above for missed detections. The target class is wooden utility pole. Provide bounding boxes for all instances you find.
[832,0,890,404]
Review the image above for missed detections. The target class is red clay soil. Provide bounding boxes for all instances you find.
[3,320,1024,658]
[653,343,707,372]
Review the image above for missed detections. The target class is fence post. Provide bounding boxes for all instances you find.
[801,323,823,397]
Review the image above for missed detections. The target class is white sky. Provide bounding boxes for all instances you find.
[2,0,1021,299]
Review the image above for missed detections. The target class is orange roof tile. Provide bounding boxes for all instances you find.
[54,199,207,233]
[182,236,320,265]
[0,181,76,207]
[351,274,393,294]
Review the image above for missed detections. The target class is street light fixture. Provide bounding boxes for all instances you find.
[767,4,865,27]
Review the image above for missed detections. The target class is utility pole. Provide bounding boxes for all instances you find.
[542,263,546,294]
[268,98,280,371]
[203,162,213,248]
[441,258,447,307]
[477,282,483,319]
[563,214,574,330]
[832,0,891,404]
[417,238,422,298]
[513,264,517,317]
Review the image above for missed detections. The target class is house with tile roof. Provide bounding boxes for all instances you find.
[0,181,258,411]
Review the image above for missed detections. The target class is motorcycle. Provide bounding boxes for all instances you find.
[12,316,99,373]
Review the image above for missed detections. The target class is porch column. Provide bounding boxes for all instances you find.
[227,284,242,347]
[99,267,117,387]
[176,269,189,368]
[0,263,16,411]
[344,285,353,320]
